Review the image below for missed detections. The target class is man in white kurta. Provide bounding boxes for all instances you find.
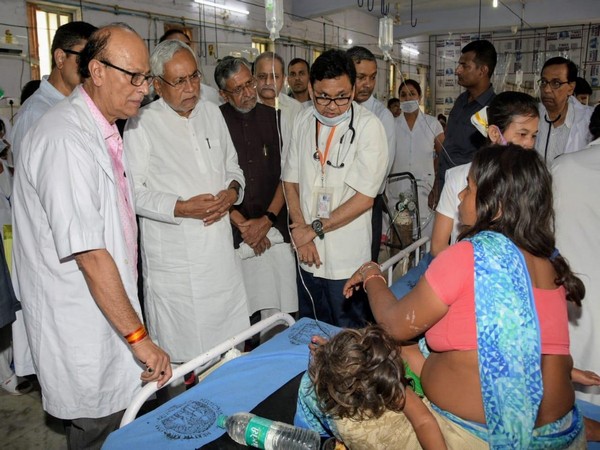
[553,126,600,405]
[283,50,388,328]
[347,46,396,261]
[254,52,304,168]
[124,40,249,363]
[12,25,171,446]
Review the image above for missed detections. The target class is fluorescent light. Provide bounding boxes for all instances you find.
[194,0,250,15]
[347,38,353,45]
[401,45,419,56]
[492,0,498,7]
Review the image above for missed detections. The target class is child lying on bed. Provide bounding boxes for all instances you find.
[295,325,447,450]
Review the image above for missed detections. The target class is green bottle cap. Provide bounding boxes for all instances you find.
[217,414,228,429]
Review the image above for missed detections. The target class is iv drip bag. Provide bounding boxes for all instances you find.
[265,0,284,41]
[379,16,394,57]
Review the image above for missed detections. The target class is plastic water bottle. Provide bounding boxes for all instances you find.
[217,412,320,450]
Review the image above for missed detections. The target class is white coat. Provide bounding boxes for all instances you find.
[536,95,593,164]
[124,98,250,363]
[553,137,600,405]
[283,103,389,280]
[12,87,143,419]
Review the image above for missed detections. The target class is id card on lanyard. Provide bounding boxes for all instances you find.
[313,122,335,219]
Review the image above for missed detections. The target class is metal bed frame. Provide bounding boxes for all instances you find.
[120,312,296,427]
[120,239,430,428]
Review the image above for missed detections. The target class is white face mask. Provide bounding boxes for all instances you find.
[313,105,352,127]
[400,100,420,113]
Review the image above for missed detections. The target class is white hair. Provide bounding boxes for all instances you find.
[150,39,198,77]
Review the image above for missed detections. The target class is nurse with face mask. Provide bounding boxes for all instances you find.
[390,79,445,239]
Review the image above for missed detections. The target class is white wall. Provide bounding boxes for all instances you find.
[0,0,392,114]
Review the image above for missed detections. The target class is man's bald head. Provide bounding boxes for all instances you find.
[79,23,151,123]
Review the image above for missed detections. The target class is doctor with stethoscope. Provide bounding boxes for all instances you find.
[535,56,593,166]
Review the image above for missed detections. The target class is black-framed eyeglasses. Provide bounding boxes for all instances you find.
[159,70,202,89]
[314,96,352,107]
[221,78,257,96]
[99,59,154,87]
[537,79,571,90]
[62,49,80,56]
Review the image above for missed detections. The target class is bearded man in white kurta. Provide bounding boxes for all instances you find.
[124,40,249,363]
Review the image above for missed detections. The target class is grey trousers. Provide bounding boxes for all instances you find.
[64,410,124,450]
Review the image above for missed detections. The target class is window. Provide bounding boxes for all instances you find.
[312,48,322,62]
[27,2,79,79]
[389,63,396,98]
[251,39,270,55]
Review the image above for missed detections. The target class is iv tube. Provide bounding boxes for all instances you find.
[265,0,284,41]
[379,16,394,60]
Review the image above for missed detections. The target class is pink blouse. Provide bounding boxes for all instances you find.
[424,241,570,355]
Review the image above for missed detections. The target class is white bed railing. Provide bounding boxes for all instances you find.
[380,236,430,286]
[120,312,296,427]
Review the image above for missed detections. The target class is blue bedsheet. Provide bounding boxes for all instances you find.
[103,318,338,449]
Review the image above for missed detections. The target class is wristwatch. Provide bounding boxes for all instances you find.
[265,211,277,225]
[311,219,325,240]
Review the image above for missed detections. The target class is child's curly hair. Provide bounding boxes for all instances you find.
[308,325,407,420]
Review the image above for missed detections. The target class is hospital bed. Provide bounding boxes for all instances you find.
[103,238,600,449]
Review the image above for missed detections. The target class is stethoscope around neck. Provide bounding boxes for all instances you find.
[312,105,356,168]
[543,112,562,162]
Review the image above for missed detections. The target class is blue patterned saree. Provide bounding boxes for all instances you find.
[467,231,581,449]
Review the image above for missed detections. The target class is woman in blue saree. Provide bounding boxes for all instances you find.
[344,145,586,449]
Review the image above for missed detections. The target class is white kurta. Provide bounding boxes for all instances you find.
[282,103,388,280]
[12,88,143,419]
[391,112,443,238]
[362,95,396,193]
[277,93,304,168]
[553,138,600,405]
[124,98,249,363]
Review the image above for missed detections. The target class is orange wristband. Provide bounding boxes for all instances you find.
[124,325,147,345]
[363,274,386,293]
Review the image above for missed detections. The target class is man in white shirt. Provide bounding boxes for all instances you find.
[124,40,249,364]
[12,24,171,448]
[535,57,593,165]
[9,21,97,163]
[288,58,311,106]
[347,46,396,261]
[254,51,304,167]
[554,105,600,405]
[282,49,388,328]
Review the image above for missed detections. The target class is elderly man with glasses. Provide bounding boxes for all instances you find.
[123,42,249,366]
[282,49,388,328]
[535,56,594,166]
[12,23,172,448]
[215,56,297,336]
